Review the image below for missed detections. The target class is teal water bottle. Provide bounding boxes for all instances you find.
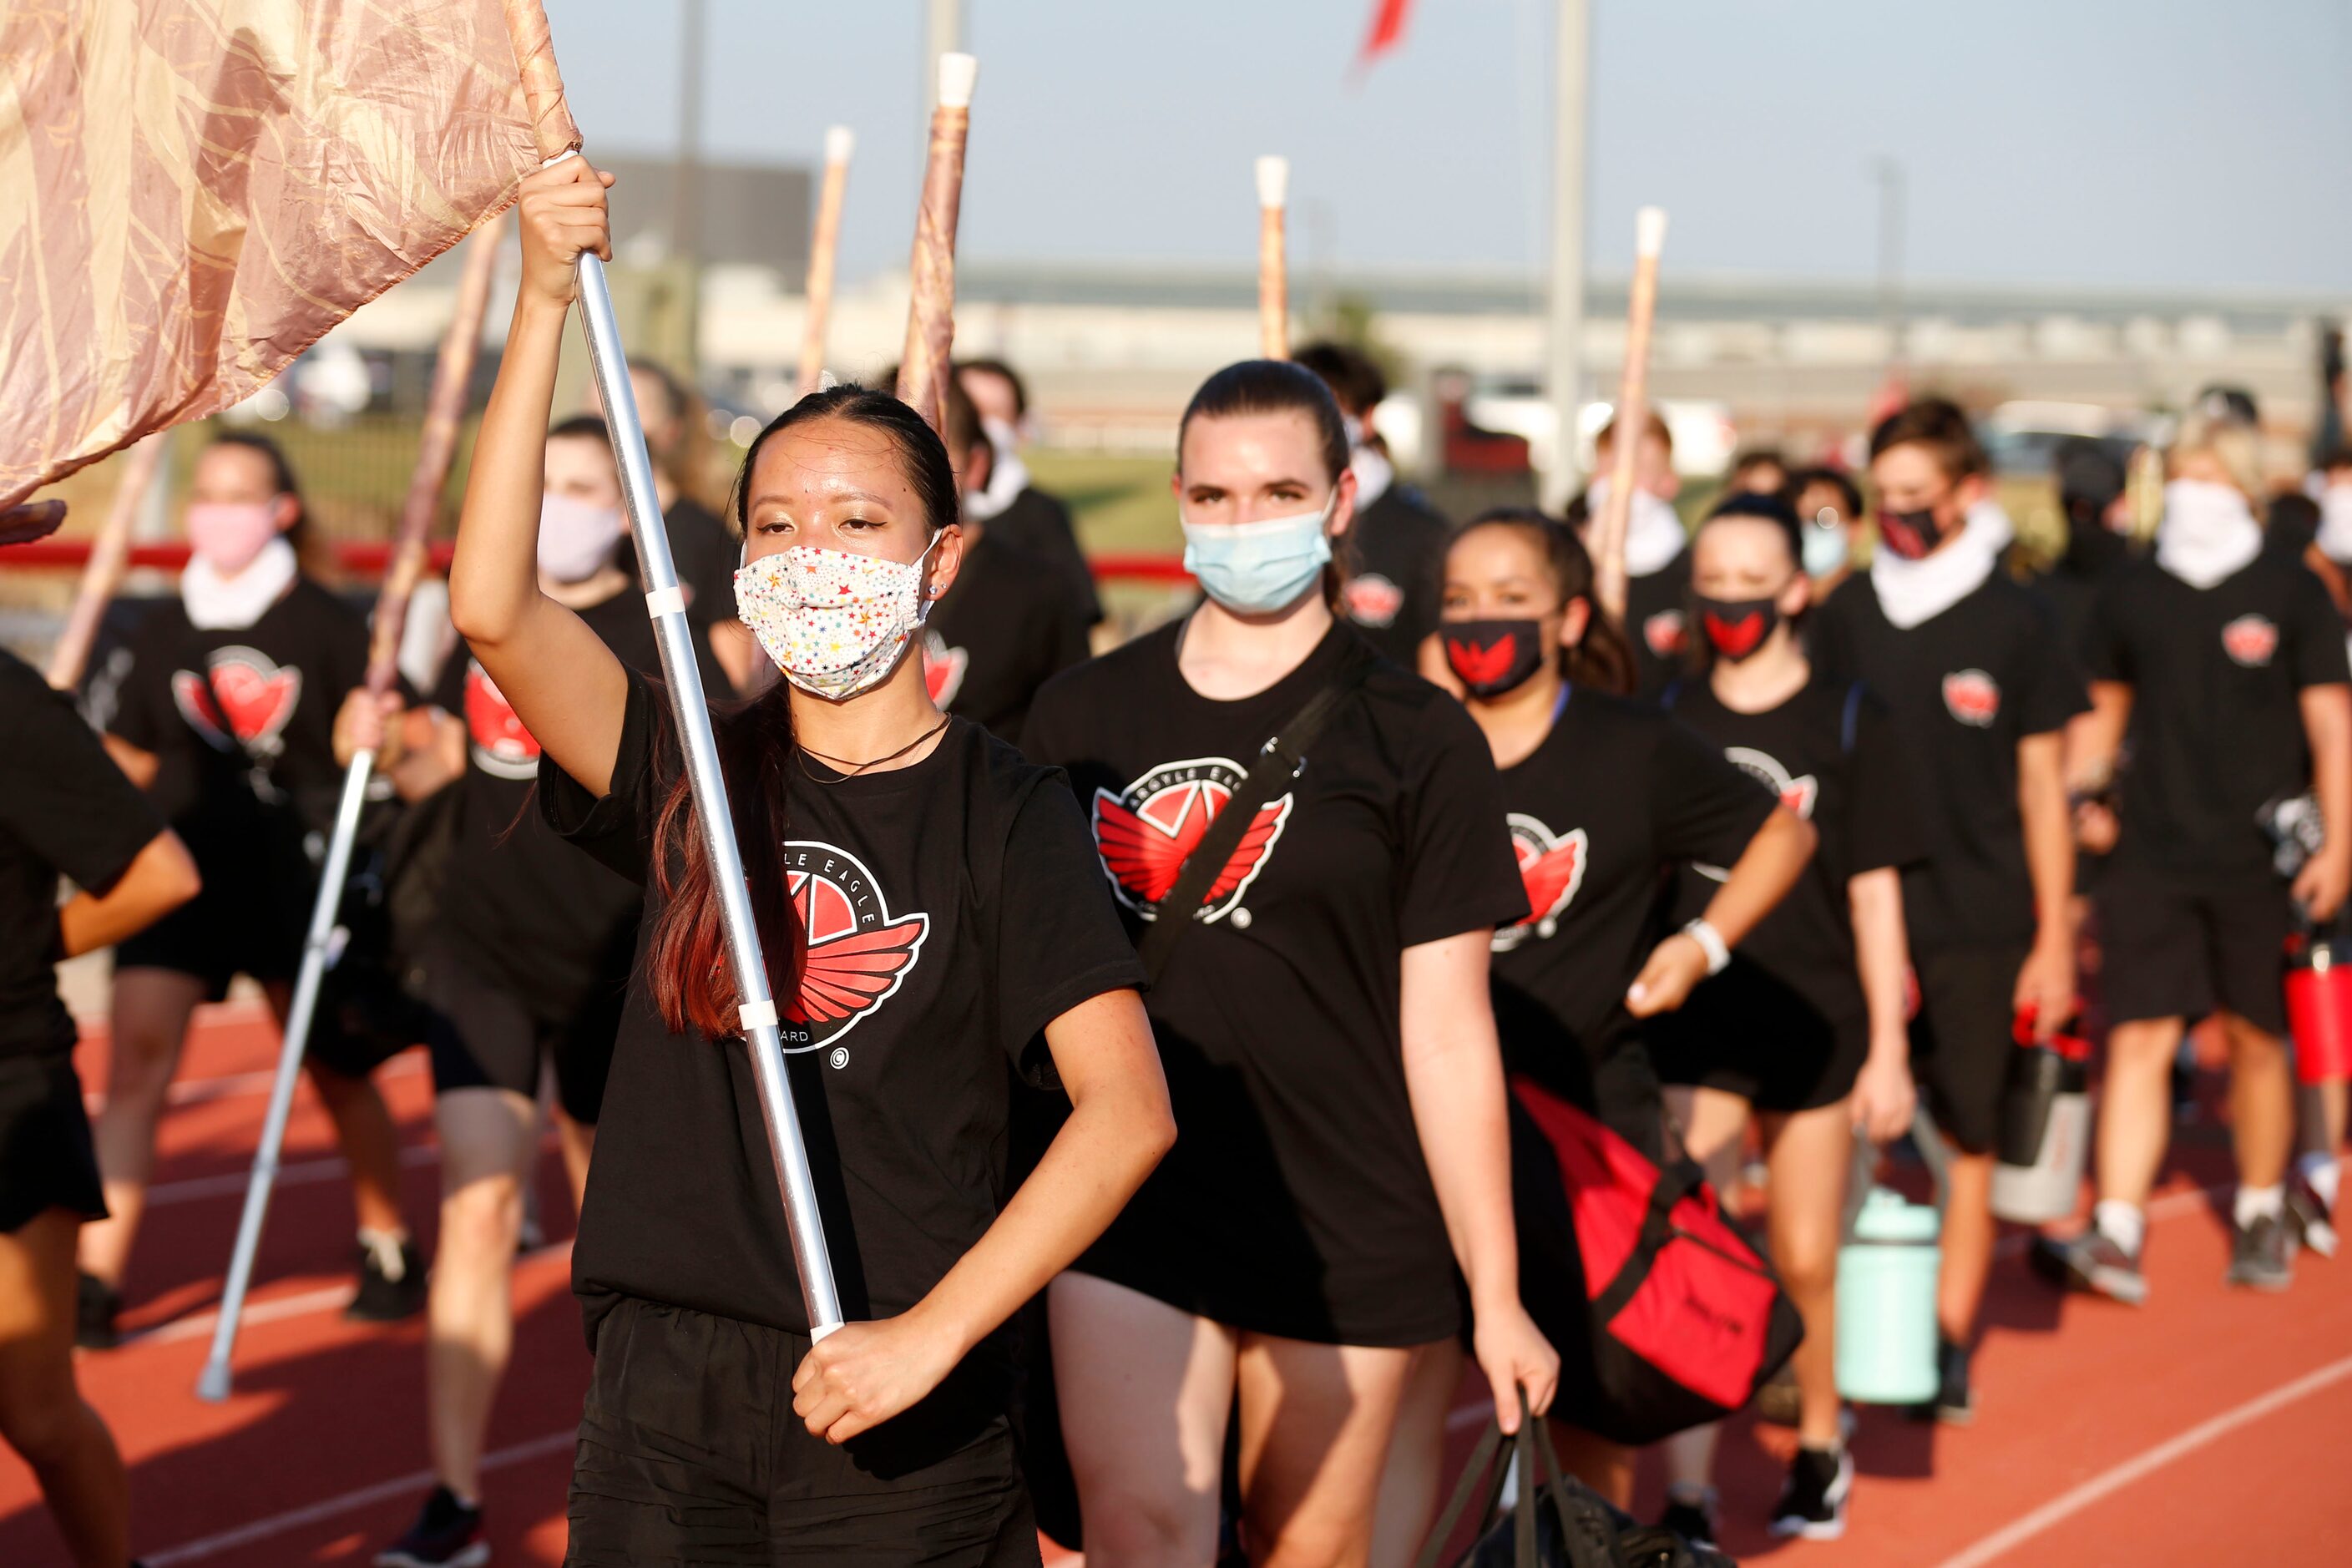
[1835,1187,1942,1404]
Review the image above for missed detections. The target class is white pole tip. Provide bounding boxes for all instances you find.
[1635,206,1669,258]
[937,53,979,109]
[1256,155,1289,208]
[825,125,856,164]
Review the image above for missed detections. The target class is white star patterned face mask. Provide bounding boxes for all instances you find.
[734,538,940,701]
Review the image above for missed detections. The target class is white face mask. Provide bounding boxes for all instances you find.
[537,493,626,584]
[735,538,940,700]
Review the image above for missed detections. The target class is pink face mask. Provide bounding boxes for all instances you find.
[186,501,283,574]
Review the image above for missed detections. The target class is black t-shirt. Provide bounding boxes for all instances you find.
[988,485,1100,626]
[659,494,739,624]
[0,651,164,1059]
[1489,688,1774,1083]
[107,577,390,854]
[923,532,1090,742]
[1811,574,2087,950]
[1662,675,1922,1029]
[1340,484,1451,670]
[1625,549,1693,699]
[431,589,723,1010]
[2087,555,2350,882]
[541,670,1145,1358]
[1022,620,1527,1345]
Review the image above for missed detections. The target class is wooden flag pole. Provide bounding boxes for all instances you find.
[797,126,856,397]
[197,216,503,1403]
[46,435,167,692]
[896,55,978,435]
[1590,205,1667,625]
[495,0,848,1344]
[1257,156,1289,360]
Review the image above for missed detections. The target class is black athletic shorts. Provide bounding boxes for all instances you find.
[114,853,414,1079]
[2095,865,2291,1036]
[418,941,620,1125]
[567,1296,1038,1566]
[0,1055,106,1234]
[1908,944,2029,1156]
[1649,962,1866,1114]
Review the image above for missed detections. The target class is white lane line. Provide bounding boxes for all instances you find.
[144,1127,559,1208]
[142,1428,578,1565]
[1930,1350,2352,1568]
[123,1284,356,1348]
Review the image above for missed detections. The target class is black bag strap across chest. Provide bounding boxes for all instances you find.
[1135,644,1376,982]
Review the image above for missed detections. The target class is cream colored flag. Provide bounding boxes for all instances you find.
[0,0,579,508]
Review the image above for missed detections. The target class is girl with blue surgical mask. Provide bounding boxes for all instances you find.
[1023,359,1556,1568]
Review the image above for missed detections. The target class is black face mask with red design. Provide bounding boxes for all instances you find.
[1875,505,1956,560]
[1443,619,1548,698]
[1692,595,1779,662]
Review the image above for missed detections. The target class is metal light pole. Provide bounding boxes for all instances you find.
[1872,155,1906,374]
[926,0,964,115]
[673,0,705,372]
[1540,0,1591,513]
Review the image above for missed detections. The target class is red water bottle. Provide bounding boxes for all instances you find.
[2285,921,2352,1085]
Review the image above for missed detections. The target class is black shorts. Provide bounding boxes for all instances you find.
[2096,866,2291,1036]
[1648,962,1866,1114]
[116,853,416,1080]
[1908,944,2028,1156]
[419,942,620,1125]
[0,1055,107,1234]
[567,1297,1038,1566]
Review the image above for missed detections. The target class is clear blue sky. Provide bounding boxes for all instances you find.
[544,0,2352,293]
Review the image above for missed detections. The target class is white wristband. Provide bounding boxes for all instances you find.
[1682,918,1731,976]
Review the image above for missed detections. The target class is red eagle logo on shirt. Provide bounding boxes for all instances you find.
[1644,609,1687,658]
[1942,668,2000,727]
[779,842,930,1057]
[1091,756,1293,925]
[922,630,969,710]
[170,645,301,758]
[2222,614,2279,668]
[1695,747,1816,883]
[463,660,540,781]
[1445,630,1520,687]
[1344,573,1405,630]
[1495,815,1586,953]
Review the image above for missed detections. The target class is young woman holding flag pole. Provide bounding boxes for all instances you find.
[462,104,1175,1563]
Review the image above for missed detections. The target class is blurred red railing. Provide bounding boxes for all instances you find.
[3,540,1193,583]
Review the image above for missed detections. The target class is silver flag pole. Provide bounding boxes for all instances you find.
[572,251,844,1335]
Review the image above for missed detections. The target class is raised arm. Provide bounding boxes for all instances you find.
[447,159,632,797]
[1399,928,1559,1432]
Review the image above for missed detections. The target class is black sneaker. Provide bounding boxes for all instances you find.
[2031,1229,2149,1306]
[75,1272,121,1350]
[1657,1489,1718,1550]
[2226,1212,2295,1292]
[2285,1173,2338,1261]
[1904,1335,1975,1426]
[346,1235,427,1323]
[1768,1444,1852,1540]
[375,1485,486,1568]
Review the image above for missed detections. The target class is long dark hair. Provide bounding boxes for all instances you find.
[645,386,958,1041]
[1177,360,1353,608]
[1455,507,1637,696]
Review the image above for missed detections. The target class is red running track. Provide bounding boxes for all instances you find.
[0,1006,2345,1564]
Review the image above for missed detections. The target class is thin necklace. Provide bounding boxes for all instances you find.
[797,714,952,781]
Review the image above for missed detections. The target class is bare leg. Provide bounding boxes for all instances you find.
[551,1105,594,1216]
[1050,1271,1236,1568]
[0,1210,129,1566]
[1758,1105,1854,1449]
[2095,1018,2187,1214]
[260,980,408,1240]
[2222,1012,2293,1192]
[1938,1147,1995,1344]
[425,1088,538,1502]
[1234,1333,1415,1568]
[1370,1338,1464,1568]
[1548,1423,1633,1509]
[78,967,205,1288]
[1659,1085,1750,1500]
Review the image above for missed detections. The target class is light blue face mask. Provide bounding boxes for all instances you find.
[1181,494,1336,615]
[1802,513,1849,579]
